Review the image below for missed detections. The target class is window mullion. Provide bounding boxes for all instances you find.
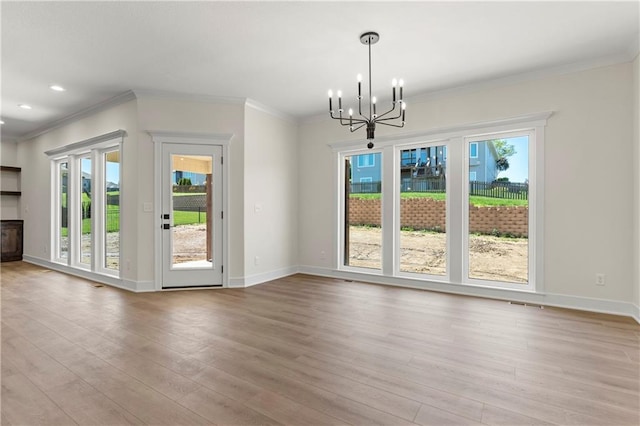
[381,146,395,275]
[448,137,465,284]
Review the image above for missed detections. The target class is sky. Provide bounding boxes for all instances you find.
[495,136,528,183]
[81,159,120,185]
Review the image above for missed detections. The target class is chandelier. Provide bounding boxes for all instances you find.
[328,31,406,149]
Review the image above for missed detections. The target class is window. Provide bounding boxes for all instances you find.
[48,130,124,277]
[357,153,375,168]
[79,156,92,266]
[104,149,120,270]
[55,161,69,262]
[399,143,448,277]
[333,113,546,292]
[343,152,382,270]
[470,142,478,158]
[466,134,531,286]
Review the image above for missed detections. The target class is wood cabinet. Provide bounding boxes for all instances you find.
[1,220,23,262]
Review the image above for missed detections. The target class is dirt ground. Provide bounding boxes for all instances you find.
[172,224,208,263]
[348,226,528,283]
[86,225,527,283]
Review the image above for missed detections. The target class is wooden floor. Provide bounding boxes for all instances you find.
[1,262,639,425]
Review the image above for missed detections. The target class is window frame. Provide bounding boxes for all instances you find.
[330,112,548,293]
[338,149,384,275]
[47,130,125,278]
[463,130,537,291]
[394,140,451,282]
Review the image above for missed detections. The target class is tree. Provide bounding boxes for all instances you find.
[177,177,192,186]
[496,157,510,171]
[492,139,516,158]
[491,139,516,173]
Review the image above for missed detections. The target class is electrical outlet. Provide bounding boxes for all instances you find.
[320,250,326,260]
[254,256,260,266]
[595,273,605,286]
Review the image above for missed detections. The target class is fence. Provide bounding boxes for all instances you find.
[350,182,382,193]
[351,179,528,200]
[469,181,528,200]
[400,178,445,193]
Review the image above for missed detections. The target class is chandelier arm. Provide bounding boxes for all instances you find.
[350,123,367,133]
[329,113,367,126]
[377,121,405,128]
[376,113,403,122]
[373,103,399,121]
[330,111,366,123]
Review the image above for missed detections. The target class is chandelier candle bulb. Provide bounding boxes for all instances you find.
[357,74,362,98]
[372,96,377,116]
[399,79,404,100]
[328,90,333,111]
[337,90,342,111]
[392,78,397,102]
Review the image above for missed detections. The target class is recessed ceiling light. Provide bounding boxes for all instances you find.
[50,84,65,92]
[18,104,32,110]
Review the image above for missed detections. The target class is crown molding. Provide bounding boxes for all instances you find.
[18,91,137,142]
[131,89,245,106]
[411,50,636,105]
[244,98,297,124]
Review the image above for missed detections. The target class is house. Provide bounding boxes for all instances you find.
[0,2,638,424]
[468,140,497,182]
[351,146,449,193]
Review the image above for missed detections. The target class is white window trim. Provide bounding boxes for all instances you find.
[337,149,384,276]
[394,141,451,283]
[47,130,125,279]
[331,112,549,294]
[464,130,536,292]
[469,171,477,181]
[51,160,68,264]
[359,177,373,183]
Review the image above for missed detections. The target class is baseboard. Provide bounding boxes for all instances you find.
[23,255,153,293]
[228,266,299,288]
[298,265,640,323]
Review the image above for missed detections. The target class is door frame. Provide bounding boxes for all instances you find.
[150,131,232,291]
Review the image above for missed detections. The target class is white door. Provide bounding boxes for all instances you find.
[161,143,223,288]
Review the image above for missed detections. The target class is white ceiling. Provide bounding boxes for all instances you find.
[1,1,638,140]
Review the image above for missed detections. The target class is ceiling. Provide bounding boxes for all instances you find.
[1,1,638,140]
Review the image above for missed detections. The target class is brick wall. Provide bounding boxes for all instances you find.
[349,198,528,237]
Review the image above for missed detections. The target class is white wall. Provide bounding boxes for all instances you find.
[136,96,246,280]
[243,105,299,283]
[17,99,140,283]
[1,140,21,219]
[299,62,636,305]
[633,54,640,311]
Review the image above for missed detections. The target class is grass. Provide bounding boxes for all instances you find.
[350,192,528,207]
